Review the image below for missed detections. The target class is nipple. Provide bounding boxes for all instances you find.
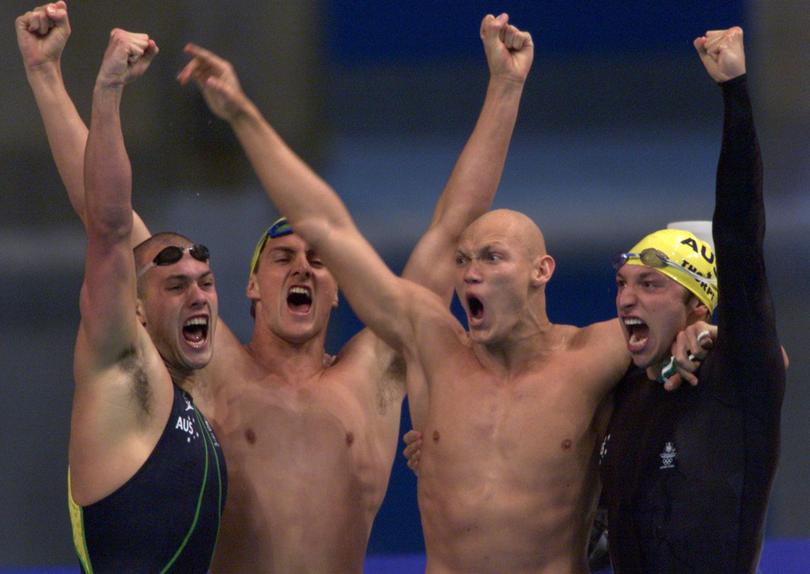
[245,428,256,445]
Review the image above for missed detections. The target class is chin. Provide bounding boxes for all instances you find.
[467,328,487,343]
[183,347,214,370]
[280,325,319,345]
[630,354,651,370]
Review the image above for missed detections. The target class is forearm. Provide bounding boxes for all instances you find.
[402,77,524,296]
[714,75,762,238]
[228,101,353,245]
[26,63,89,222]
[432,77,524,231]
[713,76,784,407]
[228,98,418,352]
[84,84,132,238]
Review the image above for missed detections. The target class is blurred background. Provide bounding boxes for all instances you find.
[1,0,807,570]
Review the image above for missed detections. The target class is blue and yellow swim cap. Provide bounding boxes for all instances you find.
[248,216,293,278]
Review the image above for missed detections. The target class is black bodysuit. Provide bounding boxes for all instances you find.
[69,385,227,573]
[600,76,785,573]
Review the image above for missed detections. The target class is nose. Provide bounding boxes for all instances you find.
[292,254,312,279]
[616,284,636,311]
[187,281,208,309]
[463,259,482,284]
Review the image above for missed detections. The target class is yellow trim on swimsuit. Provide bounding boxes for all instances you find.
[67,468,93,574]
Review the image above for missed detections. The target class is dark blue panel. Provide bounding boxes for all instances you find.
[326,0,746,65]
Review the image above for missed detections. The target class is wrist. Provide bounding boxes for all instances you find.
[25,59,62,82]
[94,73,128,92]
[488,74,526,94]
[486,76,525,102]
[226,96,259,125]
[92,81,125,106]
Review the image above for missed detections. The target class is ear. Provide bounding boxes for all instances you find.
[246,273,260,302]
[332,286,339,309]
[531,254,555,287]
[135,298,147,327]
[687,299,711,323]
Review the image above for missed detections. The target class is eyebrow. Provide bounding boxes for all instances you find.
[635,269,667,282]
[268,246,297,255]
[163,270,214,282]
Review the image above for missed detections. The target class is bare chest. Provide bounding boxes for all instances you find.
[220,377,367,459]
[426,361,605,472]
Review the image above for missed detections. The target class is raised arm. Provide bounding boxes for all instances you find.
[694,28,785,408]
[68,29,161,504]
[16,2,150,244]
[178,45,428,356]
[79,29,158,374]
[402,13,533,300]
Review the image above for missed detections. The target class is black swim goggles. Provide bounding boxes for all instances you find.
[612,247,715,287]
[137,244,210,278]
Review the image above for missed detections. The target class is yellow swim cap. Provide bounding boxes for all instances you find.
[248,216,293,279]
[622,228,718,311]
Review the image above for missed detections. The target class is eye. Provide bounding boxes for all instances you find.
[308,257,324,268]
[455,254,467,266]
[486,252,502,262]
[201,277,215,290]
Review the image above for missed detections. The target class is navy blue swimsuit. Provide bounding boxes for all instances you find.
[69,385,227,573]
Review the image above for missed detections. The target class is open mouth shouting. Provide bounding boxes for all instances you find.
[622,317,649,353]
[287,285,313,314]
[467,295,485,326]
[182,315,210,348]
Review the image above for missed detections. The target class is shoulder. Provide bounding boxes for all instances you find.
[201,323,253,384]
[560,319,631,391]
[566,319,625,351]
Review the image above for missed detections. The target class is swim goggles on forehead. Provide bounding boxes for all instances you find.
[137,244,210,278]
[612,248,716,287]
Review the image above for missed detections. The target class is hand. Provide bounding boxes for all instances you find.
[480,13,534,85]
[402,429,423,477]
[96,28,158,89]
[177,43,250,122]
[694,26,746,83]
[15,1,71,72]
[663,321,716,390]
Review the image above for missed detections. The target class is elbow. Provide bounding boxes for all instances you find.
[294,211,354,253]
[84,207,133,242]
[292,216,333,251]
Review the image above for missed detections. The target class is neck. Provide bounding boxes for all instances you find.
[167,364,198,394]
[247,322,329,382]
[474,311,558,376]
